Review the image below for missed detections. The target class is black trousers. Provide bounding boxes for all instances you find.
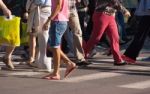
[124,16,150,60]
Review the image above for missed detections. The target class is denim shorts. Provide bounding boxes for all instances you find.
[48,21,68,48]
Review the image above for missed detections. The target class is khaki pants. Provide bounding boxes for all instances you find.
[68,11,85,61]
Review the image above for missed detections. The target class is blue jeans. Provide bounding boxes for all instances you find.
[48,21,68,48]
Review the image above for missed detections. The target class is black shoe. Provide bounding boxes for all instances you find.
[114,61,127,66]
[76,61,92,66]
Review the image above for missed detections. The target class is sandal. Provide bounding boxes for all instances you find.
[47,76,60,80]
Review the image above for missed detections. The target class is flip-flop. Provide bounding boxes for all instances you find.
[42,74,51,79]
[64,66,76,78]
[42,74,60,80]
[47,76,60,80]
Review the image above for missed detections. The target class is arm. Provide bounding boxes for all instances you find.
[43,0,62,30]
[0,0,11,17]
[113,0,131,17]
[48,0,62,21]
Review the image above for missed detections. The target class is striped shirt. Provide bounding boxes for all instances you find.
[95,0,128,14]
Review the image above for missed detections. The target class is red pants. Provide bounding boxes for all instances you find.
[84,12,122,63]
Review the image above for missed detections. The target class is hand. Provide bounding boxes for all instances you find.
[3,8,11,18]
[124,11,131,17]
[43,20,51,30]
[23,12,28,19]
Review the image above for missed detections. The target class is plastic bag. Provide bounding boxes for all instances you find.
[0,16,21,46]
[20,22,29,45]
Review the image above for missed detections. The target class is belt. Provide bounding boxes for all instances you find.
[103,11,115,16]
[95,10,115,16]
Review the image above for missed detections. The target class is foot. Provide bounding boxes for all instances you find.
[76,61,92,66]
[64,62,76,78]
[2,57,14,70]
[42,74,60,80]
[26,59,36,67]
[114,61,127,66]
[121,55,136,64]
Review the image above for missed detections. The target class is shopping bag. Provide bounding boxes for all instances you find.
[0,16,21,46]
[20,22,29,45]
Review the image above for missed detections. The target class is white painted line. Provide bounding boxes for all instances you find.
[5,72,42,76]
[119,80,150,89]
[96,59,114,62]
[125,66,150,71]
[60,72,122,83]
[137,56,148,60]
[92,62,109,65]
[0,62,20,66]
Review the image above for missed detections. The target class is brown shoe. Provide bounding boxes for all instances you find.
[2,57,14,70]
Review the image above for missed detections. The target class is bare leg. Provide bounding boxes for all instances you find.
[3,46,15,69]
[28,33,37,64]
[52,48,61,76]
[43,47,76,80]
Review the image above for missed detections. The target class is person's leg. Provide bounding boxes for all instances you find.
[52,47,61,78]
[85,15,93,41]
[59,49,76,78]
[3,46,15,69]
[68,11,86,62]
[43,21,76,80]
[36,12,51,71]
[49,47,76,79]
[27,32,37,65]
[124,16,150,61]
[116,12,127,40]
[78,11,87,38]
[106,17,123,64]
[63,27,74,54]
[37,31,49,67]
[84,12,108,57]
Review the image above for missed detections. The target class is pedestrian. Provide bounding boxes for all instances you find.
[25,0,52,71]
[64,0,91,66]
[122,0,150,63]
[0,0,15,70]
[84,0,131,65]
[42,0,76,80]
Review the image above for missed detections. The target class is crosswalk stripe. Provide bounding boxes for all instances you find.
[125,66,150,70]
[59,66,150,83]
[0,62,20,66]
[59,72,122,83]
[92,59,114,62]
[3,72,43,76]
[119,80,150,89]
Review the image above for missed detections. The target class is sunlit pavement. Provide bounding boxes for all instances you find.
[0,38,150,94]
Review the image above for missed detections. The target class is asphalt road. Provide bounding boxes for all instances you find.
[0,38,150,94]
